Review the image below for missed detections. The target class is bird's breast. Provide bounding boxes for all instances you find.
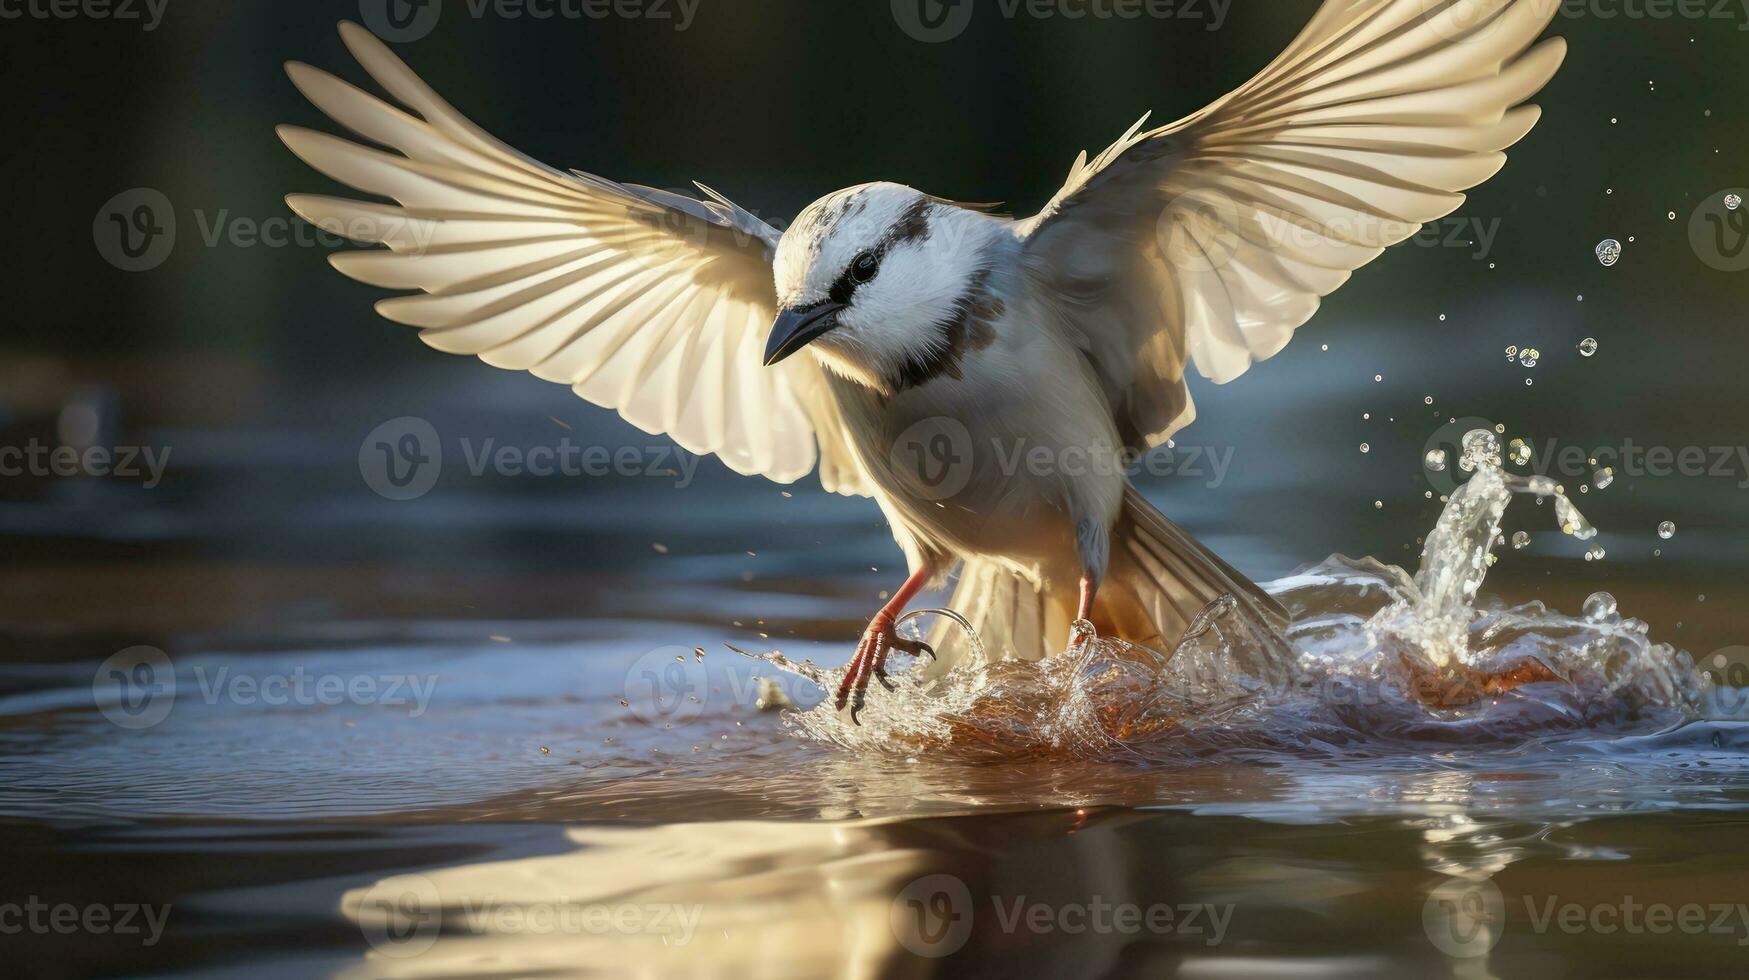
[824,320,1125,573]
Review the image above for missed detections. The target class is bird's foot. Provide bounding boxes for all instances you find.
[1066,618,1098,656]
[835,615,934,724]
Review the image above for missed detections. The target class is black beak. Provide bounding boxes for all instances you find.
[763,302,845,366]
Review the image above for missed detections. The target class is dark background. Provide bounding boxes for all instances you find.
[2,0,1746,658]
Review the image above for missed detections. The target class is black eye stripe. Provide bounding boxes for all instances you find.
[824,199,932,305]
[829,249,883,305]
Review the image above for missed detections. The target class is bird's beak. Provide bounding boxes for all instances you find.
[763,302,845,366]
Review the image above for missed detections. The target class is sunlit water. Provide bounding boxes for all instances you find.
[4,427,1748,977]
[757,430,1726,767]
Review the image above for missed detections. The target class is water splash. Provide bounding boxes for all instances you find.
[742,430,1711,761]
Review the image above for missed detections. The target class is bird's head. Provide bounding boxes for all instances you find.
[767,183,1001,394]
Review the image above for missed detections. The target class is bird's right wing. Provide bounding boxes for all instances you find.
[1019,0,1565,448]
[280,22,873,495]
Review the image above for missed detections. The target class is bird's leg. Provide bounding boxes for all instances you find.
[1069,517,1107,653]
[1076,572,1099,622]
[1069,571,1100,653]
[836,566,935,724]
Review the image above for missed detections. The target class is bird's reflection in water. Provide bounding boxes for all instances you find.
[321,742,1749,980]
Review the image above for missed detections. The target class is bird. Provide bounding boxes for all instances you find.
[280,0,1567,722]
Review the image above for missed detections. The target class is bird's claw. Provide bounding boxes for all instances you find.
[835,619,933,725]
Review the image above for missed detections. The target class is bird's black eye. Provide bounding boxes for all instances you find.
[848,251,880,284]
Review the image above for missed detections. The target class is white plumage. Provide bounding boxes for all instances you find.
[283,0,1566,719]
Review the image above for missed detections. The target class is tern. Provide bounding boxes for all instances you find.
[281,0,1565,720]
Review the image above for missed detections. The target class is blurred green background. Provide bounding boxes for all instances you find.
[2,0,1746,656]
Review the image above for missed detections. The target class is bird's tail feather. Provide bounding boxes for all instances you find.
[1105,486,1290,651]
[925,487,1288,674]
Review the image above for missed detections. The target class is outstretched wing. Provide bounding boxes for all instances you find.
[1020,0,1566,447]
[280,22,871,494]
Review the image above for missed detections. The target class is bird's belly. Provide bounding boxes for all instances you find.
[836,370,1126,579]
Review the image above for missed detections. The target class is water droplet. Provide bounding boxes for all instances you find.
[1508,439,1532,466]
[1424,449,1448,472]
[1525,378,1534,386]
[1373,500,1384,509]
[1438,314,1447,322]
[1505,345,1519,359]
[1584,546,1606,561]
[1460,429,1500,470]
[1359,443,1370,454]
[1668,211,1677,220]
[1321,343,1329,351]
[1374,374,1383,382]
[1728,193,1743,212]
[1577,337,1598,357]
[1423,395,1434,405]
[1595,239,1621,266]
[1658,520,1676,539]
[1519,347,1540,368]
[1593,467,1614,490]
[1512,530,1530,549]
[1584,591,1618,621]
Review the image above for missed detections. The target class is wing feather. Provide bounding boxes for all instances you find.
[1020,0,1566,447]
[282,22,874,494]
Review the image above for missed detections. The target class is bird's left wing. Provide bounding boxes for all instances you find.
[280,22,872,495]
[1019,0,1566,447]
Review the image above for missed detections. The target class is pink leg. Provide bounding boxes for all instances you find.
[1076,572,1099,622]
[835,567,936,723]
[1069,572,1100,652]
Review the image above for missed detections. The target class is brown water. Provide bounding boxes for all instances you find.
[5,544,1749,976]
[5,388,1749,978]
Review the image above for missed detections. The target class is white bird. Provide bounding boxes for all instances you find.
[281,0,1566,720]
